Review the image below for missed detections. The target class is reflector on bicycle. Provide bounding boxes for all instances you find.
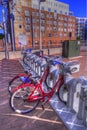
[20,76,30,83]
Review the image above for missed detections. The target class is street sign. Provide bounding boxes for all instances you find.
[18,34,27,46]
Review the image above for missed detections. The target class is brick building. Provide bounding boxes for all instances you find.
[76,17,87,41]
[9,0,76,50]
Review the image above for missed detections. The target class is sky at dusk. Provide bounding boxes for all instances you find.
[58,0,86,17]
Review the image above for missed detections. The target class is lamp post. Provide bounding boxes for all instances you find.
[39,0,41,51]
[39,0,45,53]
[2,8,9,59]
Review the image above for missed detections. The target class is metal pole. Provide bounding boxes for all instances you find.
[31,14,34,48]
[2,9,9,59]
[10,17,15,51]
[39,0,42,51]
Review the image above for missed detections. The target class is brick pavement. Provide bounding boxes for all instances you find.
[0,59,67,130]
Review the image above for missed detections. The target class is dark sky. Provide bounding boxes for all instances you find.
[58,0,86,17]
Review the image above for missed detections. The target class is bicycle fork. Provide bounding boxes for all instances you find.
[41,94,52,110]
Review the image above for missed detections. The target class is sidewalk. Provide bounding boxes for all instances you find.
[0,59,67,130]
[0,47,62,60]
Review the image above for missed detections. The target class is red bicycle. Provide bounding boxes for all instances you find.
[8,56,60,95]
[10,60,73,114]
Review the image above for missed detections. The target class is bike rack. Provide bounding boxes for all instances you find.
[20,51,87,130]
[50,95,87,130]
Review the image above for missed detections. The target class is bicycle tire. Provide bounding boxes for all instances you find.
[57,84,67,104]
[45,73,54,90]
[8,74,30,95]
[45,70,59,90]
[10,86,40,114]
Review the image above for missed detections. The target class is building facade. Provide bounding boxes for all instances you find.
[9,0,76,50]
[31,0,69,15]
[76,17,87,41]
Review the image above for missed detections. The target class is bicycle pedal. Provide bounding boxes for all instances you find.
[41,98,48,108]
[41,105,44,110]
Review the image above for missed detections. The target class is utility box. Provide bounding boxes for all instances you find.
[62,40,80,58]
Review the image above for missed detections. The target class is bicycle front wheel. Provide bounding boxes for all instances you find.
[45,73,54,90]
[10,86,40,114]
[57,84,68,104]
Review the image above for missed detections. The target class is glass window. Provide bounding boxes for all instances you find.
[17,0,21,5]
[41,7,44,10]
[65,12,67,15]
[48,8,51,12]
[26,25,30,31]
[34,32,38,38]
[24,10,30,16]
[60,11,62,14]
[17,16,22,21]
[54,10,57,13]
[59,33,62,37]
[54,27,57,32]
[25,18,30,24]
[54,21,57,26]
[25,2,29,7]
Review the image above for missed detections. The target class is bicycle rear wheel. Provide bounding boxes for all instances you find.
[57,84,68,104]
[10,86,40,114]
[8,74,30,95]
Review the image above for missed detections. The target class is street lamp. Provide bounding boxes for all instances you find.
[2,8,9,59]
[38,0,45,53]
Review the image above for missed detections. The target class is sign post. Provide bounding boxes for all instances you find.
[2,9,9,59]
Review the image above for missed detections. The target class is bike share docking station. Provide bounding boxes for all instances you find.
[20,50,87,130]
[50,76,87,130]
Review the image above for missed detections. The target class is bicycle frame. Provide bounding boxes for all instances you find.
[27,73,64,104]
[13,62,64,105]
